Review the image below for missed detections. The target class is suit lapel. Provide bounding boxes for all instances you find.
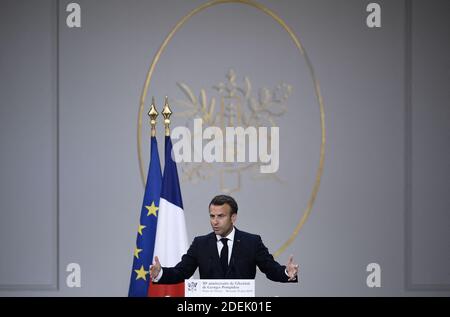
[228,228,241,276]
[207,228,242,277]
[207,233,222,276]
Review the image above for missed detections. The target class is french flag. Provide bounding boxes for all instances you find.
[148,136,189,297]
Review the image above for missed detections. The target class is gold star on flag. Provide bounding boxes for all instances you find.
[134,247,143,259]
[134,265,148,281]
[137,224,146,235]
[146,201,159,217]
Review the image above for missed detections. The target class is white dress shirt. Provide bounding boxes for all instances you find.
[216,227,235,265]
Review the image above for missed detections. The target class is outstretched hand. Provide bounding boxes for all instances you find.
[149,256,161,280]
[286,254,299,281]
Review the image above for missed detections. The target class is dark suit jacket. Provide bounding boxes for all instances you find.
[157,228,297,283]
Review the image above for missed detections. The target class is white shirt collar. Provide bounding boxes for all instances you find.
[216,226,235,242]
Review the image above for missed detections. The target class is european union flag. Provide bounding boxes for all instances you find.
[128,136,162,297]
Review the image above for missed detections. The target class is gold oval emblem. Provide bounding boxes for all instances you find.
[137,0,326,258]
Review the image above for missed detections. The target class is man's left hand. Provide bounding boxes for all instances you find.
[286,254,299,281]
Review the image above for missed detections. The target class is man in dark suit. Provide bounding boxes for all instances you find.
[150,195,299,283]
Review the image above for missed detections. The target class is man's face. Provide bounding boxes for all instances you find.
[209,203,236,237]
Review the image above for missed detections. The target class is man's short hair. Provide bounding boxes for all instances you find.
[209,195,238,215]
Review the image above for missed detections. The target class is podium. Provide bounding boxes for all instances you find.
[185,279,255,297]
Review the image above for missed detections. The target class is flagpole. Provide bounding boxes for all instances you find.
[162,96,172,136]
[148,96,158,137]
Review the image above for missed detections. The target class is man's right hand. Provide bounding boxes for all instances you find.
[149,256,161,280]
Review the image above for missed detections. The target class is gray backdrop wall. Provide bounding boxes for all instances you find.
[0,0,449,296]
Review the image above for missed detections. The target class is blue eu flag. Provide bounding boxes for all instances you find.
[128,136,162,296]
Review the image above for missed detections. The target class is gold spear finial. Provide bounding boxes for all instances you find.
[148,96,158,137]
[162,96,172,136]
